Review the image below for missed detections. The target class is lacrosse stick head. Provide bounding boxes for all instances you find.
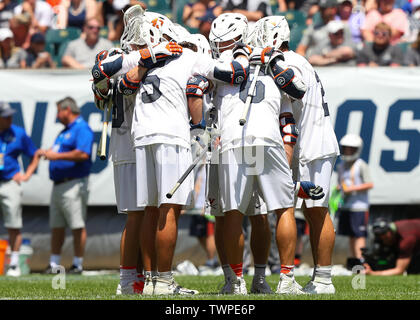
[209,13,248,59]
[120,5,145,52]
[255,15,290,50]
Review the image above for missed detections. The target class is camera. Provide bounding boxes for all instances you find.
[361,240,397,271]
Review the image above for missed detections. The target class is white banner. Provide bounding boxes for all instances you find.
[1,68,420,205]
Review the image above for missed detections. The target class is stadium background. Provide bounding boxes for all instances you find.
[0,0,420,271]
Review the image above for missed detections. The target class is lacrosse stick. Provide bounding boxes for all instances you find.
[97,97,112,161]
[239,64,261,126]
[166,109,216,199]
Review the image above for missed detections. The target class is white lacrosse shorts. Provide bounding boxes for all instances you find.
[135,144,194,208]
[206,162,268,217]
[219,146,294,214]
[113,162,144,213]
[293,156,337,209]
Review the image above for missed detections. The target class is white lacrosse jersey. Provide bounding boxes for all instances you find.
[213,62,285,153]
[97,49,142,164]
[283,50,340,164]
[109,93,136,164]
[132,49,219,149]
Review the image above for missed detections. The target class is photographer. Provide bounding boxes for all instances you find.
[364,218,420,275]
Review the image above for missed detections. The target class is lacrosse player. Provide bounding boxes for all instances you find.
[116,13,251,295]
[91,6,184,295]
[195,12,310,295]
[253,16,340,294]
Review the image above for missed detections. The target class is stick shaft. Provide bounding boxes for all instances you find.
[98,104,110,160]
[239,65,261,126]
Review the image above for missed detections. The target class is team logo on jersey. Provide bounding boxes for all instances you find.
[276,76,286,86]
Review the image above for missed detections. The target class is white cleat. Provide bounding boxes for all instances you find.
[250,275,273,294]
[302,280,336,294]
[142,275,156,295]
[153,277,199,295]
[231,276,248,295]
[276,273,305,295]
[6,265,21,277]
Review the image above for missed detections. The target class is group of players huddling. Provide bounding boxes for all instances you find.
[91,5,340,296]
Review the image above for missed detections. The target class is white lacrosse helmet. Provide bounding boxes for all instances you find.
[120,6,162,51]
[339,134,363,162]
[173,23,192,41]
[255,15,290,50]
[188,33,211,56]
[209,13,248,59]
[144,11,179,42]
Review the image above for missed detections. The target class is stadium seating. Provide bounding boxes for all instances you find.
[144,0,172,15]
[45,27,81,67]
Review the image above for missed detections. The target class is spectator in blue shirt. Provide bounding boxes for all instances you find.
[41,97,93,274]
[0,101,42,277]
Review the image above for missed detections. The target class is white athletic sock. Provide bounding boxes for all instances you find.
[254,264,266,277]
[314,265,332,284]
[10,251,20,266]
[120,267,137,287]
[159,271,173,280]
[50,255,61,267]
[72,256,83,269]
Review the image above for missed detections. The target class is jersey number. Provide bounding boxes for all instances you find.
[239,75,265,104]
[314,71,330,117]
[141,75,162,103]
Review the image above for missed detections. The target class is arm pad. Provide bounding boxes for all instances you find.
[269,56,306,100]
[186,75,210,98]
[91,51,124,86]
[280,116,299,145]
[214,59,249,85]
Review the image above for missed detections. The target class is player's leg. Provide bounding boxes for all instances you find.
[152,144,197,295]
[296,158,336,294]
[119,211,144,294]
[257,146,303,294]
[71,227,86,273]
[6,228,22,276]
[249,212,273,294]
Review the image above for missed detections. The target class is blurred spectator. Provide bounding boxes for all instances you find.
[357,22,404,66]
[0,0,15,29]
[404,0,420,42]
[42,97,93,274]
[197,10,216,39]
[61,17,113,69]
[361,0,409,45]
[97,1,146,42]
[182,0,222,30]
[0,27,23,68]
[308,20,356,65]
[220,0,272,23]
[297,0,344,57]
[336,134,373,270]
[13,0,54,34]
[337,0,365,45]
[9,8,31,48]
[17,32,56,68]
[0,102,42,277]
[404,31,420,65]
[56,0,98,30]
[364,218,420,275]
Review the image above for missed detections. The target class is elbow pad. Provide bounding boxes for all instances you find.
[92,50,124,87]
[214,59,249,85]
[280,116,299,145]
[117,73,141,96]
[269,57,306,100]
[186,75,210,98]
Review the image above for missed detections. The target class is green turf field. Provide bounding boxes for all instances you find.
[0,274,419,300]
